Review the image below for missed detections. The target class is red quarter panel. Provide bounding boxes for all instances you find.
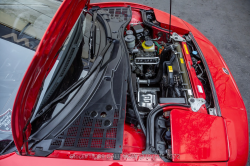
[171,109,228,162]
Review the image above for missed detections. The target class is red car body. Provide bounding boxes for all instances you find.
[0,0,248,166]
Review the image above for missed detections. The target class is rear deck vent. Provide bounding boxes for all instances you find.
[77,139,89,147]
[100,7,129,22]
[51,140,62,146]
[114,109,119,118]
[57,132,64,139]
[106,128,117,138]
[95,119,102,127]
[91,139,102,148]
[105,139,116,149]
[67,127,78,136]
[113,119,118,127]
[73,117,81,125]
[83,117,93,126]
[93,128,104,137]
[49,7,130,153]
[80,128,91,137]
[64,138,75,146]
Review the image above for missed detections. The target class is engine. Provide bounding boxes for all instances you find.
[125,24,193,113]
[123,10,214,160]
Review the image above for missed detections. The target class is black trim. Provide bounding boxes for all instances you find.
[37,15,84,110]
[140,10,171,33]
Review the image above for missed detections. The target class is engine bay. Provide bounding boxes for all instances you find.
[123,9,216,160]
[24,7,217,161]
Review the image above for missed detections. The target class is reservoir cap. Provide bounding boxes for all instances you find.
[145,40,153,47]
[126,30,133,35]
[192,51,198,55]
[125,35,135,42]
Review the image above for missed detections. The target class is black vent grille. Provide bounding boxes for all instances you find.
[48,6,130,154]
[105,139,116,149]
[77,139,89,147]
[98,7,130,22]
[51,140,62,146]
[49,104,123,153]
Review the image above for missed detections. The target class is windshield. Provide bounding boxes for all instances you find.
[0,0,60,153]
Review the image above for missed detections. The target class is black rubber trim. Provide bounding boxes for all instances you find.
[37,16,84,110]
[120,8,147,135]
[188,32,221,116]
[140,10,171,33]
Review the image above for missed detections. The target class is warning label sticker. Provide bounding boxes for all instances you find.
[168,66,173,72]
[183,43,189,55]
[0,109,12,132]
[180,58,184,64]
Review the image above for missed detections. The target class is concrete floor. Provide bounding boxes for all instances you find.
[96,0,250,164]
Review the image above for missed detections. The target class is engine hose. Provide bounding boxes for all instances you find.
[126,51,146,136]
[139,45,174,85]
[143,104,190,153]
[128,67,146,135]
[174,86,181,97]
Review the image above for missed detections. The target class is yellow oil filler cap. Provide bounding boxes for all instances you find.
[142,40,155,52]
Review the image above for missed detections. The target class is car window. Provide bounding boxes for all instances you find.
[0,0,61,153]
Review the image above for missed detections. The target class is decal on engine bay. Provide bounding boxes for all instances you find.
[168,66,173,72]
[0,109,12,132]
[180,58,184,64]
[183,43,189,54]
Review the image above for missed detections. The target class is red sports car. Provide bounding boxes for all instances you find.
[0,0,248,166]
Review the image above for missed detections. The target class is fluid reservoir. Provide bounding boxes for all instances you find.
[142,40,155,52]
[125,35,135,51]
[126,30,133,35]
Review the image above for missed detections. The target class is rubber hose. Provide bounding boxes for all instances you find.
[125,40,147,135]
[174,86,181,97]
[128,66,146,135]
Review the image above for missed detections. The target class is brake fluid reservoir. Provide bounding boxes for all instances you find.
[125,35,135,51]
[142,40,155,52]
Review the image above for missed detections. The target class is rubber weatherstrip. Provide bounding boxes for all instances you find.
[140,10,171,33]
[119,8,146,136]
[189,32,221,117]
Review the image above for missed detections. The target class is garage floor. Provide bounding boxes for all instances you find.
[94,0,250,164]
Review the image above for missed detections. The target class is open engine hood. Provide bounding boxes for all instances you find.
[11,0,90,154]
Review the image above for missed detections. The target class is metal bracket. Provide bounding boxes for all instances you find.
[170,32,186,42]
[188,98,206,112]
[208,108,217,116]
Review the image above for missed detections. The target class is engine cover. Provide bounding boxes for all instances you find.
[138,87,160,110]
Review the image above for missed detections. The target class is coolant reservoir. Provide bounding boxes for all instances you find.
[142,40,155,52]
